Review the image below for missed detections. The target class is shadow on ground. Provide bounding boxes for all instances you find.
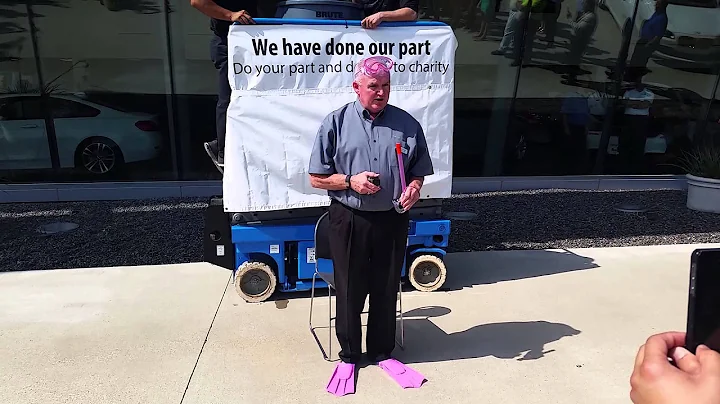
[266,248,598,305]
[438,248,599,291]
[395,306,581,364]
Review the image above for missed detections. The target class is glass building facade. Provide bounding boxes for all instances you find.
[0,0,718,185]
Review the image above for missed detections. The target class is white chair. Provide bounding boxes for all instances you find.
[308,211,405,361]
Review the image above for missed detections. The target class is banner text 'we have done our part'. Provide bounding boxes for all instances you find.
[233,37,450,77]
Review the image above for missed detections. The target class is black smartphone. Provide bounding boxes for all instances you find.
[685,248,720,353]
[368,176,380,186]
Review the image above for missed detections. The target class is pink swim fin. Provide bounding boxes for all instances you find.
[378,358,426,388]
[326,362,356,396]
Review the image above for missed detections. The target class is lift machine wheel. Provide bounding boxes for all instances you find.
[408,254,447,292]
[234,261,277,303]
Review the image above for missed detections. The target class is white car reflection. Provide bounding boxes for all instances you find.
[0,94,162,175]
[602,0,720,60]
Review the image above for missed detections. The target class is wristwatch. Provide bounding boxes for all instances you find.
[345,174,351,189]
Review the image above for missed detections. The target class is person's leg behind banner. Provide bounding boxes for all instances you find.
[325,202,371,396]
[367,210,426,389]
[205,34,230,170]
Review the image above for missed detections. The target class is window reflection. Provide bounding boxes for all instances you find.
[476,0,720,176]
[0,0,173,182]
[0,0,718,183]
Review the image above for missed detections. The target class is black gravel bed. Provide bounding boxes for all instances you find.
[1,189,718,272]
[445,189,720,252]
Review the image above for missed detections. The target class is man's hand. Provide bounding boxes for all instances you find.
[629,331,720,404]
[399,184,421,211]
[361,12,384,29]
[351,171,381,195]
[231,10,254,24]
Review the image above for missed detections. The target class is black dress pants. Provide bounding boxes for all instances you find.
[210,33,230,153]
[327,199,409,364]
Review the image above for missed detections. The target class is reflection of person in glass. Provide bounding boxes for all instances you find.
[620,76,654,173]
[565,0,598,82]
[356,0,420,29]
[473,0,495,40]
[539,0,562,48]
[511,0,546,67]
[560,91,591,174]
[191,0,257,171]
[628,0,668,80]
[308,56,433,396]
[491,0,523,56]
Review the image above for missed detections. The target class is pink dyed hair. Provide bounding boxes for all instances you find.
[354,56,394,81]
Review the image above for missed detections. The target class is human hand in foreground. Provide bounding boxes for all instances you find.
[231,10,254,24]
[630,331,720,404]
[399,184,420,211]
[361,12,384,29]
[351,172,381,195]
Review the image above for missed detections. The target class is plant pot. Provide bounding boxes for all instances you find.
[686,174,720,214]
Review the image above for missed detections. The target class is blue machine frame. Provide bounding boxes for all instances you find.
[232,216,450,293]
[228,18,452,298]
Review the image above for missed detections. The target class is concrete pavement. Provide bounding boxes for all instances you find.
[2,243,717,404]
[0,264,231,404]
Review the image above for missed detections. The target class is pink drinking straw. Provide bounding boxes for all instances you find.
[395,143,407,193]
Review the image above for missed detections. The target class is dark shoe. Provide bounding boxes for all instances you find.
[491,49,505,55]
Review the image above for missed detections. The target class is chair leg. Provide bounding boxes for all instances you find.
[309,272,316,328]
[309,271,331,361]
[328,284,332,360]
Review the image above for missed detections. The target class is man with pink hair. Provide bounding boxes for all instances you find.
[309,55,433,396]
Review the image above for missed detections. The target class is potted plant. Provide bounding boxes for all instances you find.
[677,146,720,214]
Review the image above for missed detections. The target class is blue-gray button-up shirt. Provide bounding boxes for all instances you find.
[309,100,434,212]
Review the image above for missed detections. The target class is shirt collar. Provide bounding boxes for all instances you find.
[354,100,386,121]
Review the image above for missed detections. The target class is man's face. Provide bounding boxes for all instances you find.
[353,74,390,114]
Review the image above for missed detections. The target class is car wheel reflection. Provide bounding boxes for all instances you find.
[78,137,124,174]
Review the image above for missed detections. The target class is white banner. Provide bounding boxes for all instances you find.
[223,22,457,213]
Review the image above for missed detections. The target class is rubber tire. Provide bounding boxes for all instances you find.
[408,254,447,292]
[74,136,125,177]
[234,261,277,303]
